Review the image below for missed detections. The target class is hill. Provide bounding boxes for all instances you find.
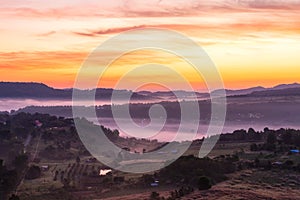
[1,81,300,101]
[0,82,148,100]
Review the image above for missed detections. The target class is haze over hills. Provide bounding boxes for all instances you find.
[0,82,209,100]
[8,81,300,126]
[0,82,300,100]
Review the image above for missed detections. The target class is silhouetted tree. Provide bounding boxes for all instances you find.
[197,176,211,190]
[248,128,256,135]
[282,131,292,145]
[76,156,80,164]
[267,132,276,145]
[25,165,41,180]
[12,154,28,171]
[250,143,258,151]
[150,191,160,200]
[9,194,20,200]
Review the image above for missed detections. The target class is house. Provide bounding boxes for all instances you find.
[35,120,43,128]
[99,169,112,176]
[41,165,49,171]
[151,180,159,187]
[151,183,158,187]
[290,149,300,154]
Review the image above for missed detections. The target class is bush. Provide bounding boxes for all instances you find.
[159,156,235,186]
[9,194,20,200]
[25,165,41,180]
[198,176,211,190]
[250,143,258,151]
[282,160,294,170]
[150,191,160,200]
[285,160,294,166]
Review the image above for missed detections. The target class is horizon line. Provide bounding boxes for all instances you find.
[0,81,299,93]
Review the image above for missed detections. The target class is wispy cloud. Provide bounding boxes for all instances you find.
[73,25,147,36]
[71,19,300,38]
[1,0,300,19]
[0,51,88,70]
[36,31,56,37]
[236,0,300,9]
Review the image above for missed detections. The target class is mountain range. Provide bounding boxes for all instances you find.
[0,82,300,100]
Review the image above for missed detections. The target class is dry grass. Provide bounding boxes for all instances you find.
[97,169,300,200]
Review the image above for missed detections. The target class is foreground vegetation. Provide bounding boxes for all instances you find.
[0,112,300,199]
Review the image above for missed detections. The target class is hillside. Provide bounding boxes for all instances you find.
[0,82,148,100]
[1,82,300,100]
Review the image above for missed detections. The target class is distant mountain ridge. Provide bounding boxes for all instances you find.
[273,83,300,90]
[245,87,300,97]
[212,86,266,96]
[213,83,300,97]
[0,82,148,100]
[0,82,300,100]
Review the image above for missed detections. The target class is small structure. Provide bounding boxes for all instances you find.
[99,169,112,176]
[35,120,43,128]
[290,149,300,154]
[41,165,49,171]
[151,180,159,187]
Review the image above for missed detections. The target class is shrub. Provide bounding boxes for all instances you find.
[250,143,258,151]
[150,191,160,200]
[9,194,20,200]
[198,176,211,190]
[25,165,41,180]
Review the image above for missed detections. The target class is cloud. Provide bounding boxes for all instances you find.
[73,24,216,37]
[71,19,300,39]
[0,6,109,19]
[73,25,152,37]
[0,51,88,70]
[235,0,300,9]
[118,0,300,18]
[1,0,300,20]
[36,31,56,37]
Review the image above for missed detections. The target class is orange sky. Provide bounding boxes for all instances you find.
[1,0,300,91]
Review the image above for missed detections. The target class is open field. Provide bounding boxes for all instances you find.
[16,140,300,200]
[96,169,300,200]
[2,113,300,200]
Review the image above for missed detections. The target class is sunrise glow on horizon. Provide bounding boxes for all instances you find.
[1,0,300,91]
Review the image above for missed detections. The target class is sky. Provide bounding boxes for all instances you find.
[0,0,300,91]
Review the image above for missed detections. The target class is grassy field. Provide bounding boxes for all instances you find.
[16,140,300,200]
[185,142,252,157]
